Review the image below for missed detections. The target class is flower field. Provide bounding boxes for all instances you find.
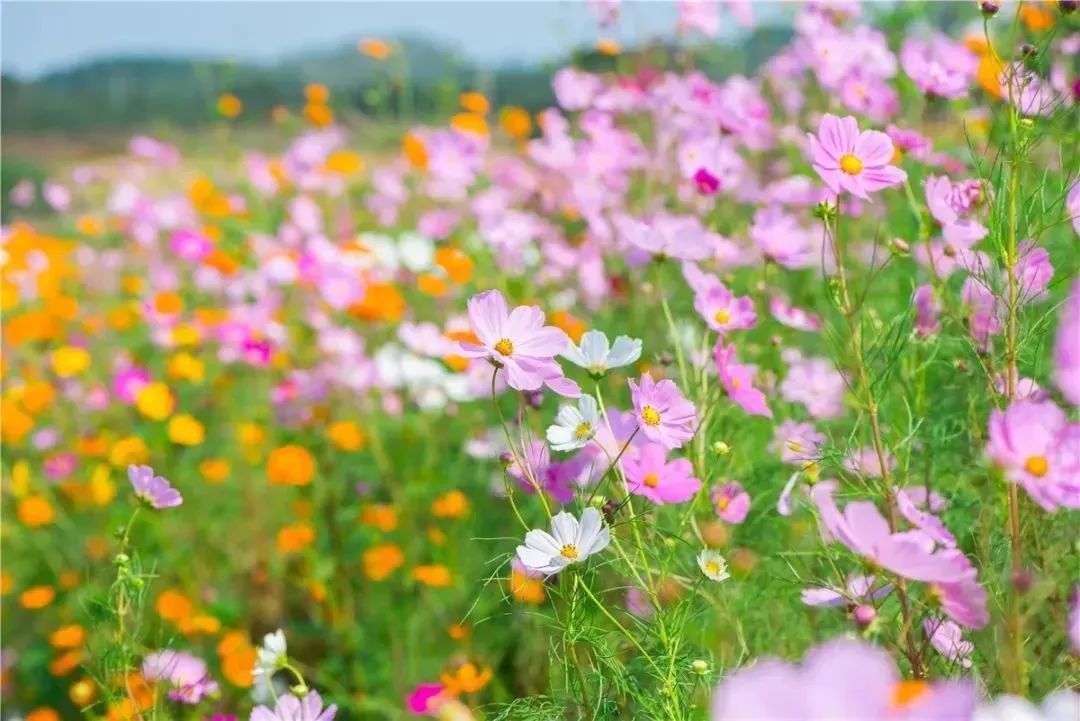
[2,2,1079,720]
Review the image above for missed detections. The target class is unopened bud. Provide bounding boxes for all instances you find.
[1061,1,1078,15]
[853,604,877,627]
[890,237,910,255]
[712,441,731,457]
[981,1,1000,17]
[691,659,710,675]
[1012,568,1035,593]
[1020,43,1036,58]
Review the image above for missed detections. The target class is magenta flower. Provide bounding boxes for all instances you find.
[751,207,816,269]
[913,284,941,335]
[896,487,956,549]
[932,550,989,629]
[1012,239,1053,305]
[900,35,978,100]
[128,465,182,509]
[458,290,580,398]
[807,114,906,199]
[714,342,771,418]
[710,637,976,720]
[694,285,756,334]
[629,373,697,450]
[1054,279,1080,405]
[406,683,445,715]
[987,400,1080,511]
[812,482,966,583]
[623,443,701,505]
[169,229,213,262]
[710,482,750,523]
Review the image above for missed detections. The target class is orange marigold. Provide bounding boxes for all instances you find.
[267,444,316,486]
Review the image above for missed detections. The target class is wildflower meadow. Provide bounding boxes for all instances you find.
[2,1,1079,720]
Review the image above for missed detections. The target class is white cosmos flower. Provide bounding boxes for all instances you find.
[516,507,610,576]
[251,629,287,702]
[974,691,1078,721]
[546,395,600,452]
[398,232,435,273]
[697,549,731,582]
[562,330,642,377]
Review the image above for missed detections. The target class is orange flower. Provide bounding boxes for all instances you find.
[447,623,470,641]
[199,458,231,484]
[109,436,149,466]
[402,133,429,170]
[459,91,490,115]
[20,585,56,609]
[327,420,366,451]
[349,282,405,322]
[510,570,546,604]
[179,614,221,636]
[1,399,34,444]
[25,708,60,721]
[305,83,330,103]
[1019,3,1054,30]
[597,38,621,55]
[59,570,80,589]
[440,662,492,695]
[550,310,587,343]
[21,381,56,414]
[49,650,83,676]
[1,572,12,595]
[450,112,489,138]
[267,444,316,485]
[217,93,243,118]
[363,543,404,581]
[413,564,452,587]
[18,496,55,527]
[361,503,398,532]
[78,435,108,457]
[432,490,469,519]
[69,677,98,706]
[155,589,194,622]
[218,631,256,687]
[276,522,315,553]
[359,38,392,59]
[50,624,85,649]
[76,215,105,237]
[496,106,532,139]
[434,246,474,284]
[417,273,449,297]
[304,102,334,128]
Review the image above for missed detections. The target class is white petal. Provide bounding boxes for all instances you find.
[550,511,579,546]
[587,524,610,556]
[577,395,599,424]
[607,336,643,367]
[524,529,561,556]
[517,545,555,570]
[579,330,610,365]
[547,426,583,451]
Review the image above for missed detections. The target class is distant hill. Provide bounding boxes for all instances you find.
[1,26,803,134]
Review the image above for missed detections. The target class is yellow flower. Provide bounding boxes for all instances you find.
[167,414,205,446]
[51,346,90,377]
[327,420,366,451]
[109,436,149,467]
[170,324,202,347]
[135,382,175,421]
[324,150,364,176]
[199,459,231,484]
[166,352,205,383]
[90,464,117,506]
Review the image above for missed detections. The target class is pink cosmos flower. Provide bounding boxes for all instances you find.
[1012,239,1053,304]
[710,481,750,523]
[694,285,756,334]
[900,35,978,100]
[923,617,974,668]
[128,465,183,509]
[896,487,956,549]
[812,482,966,583]
[750,207,816,269]
[780,356,846,419]
[913,284,941,335]
[678,0,719,36]
[629,373,697,450]
[714,342,771,418]
[458,290,580,398]
[552,67,603,111]
[252,691,337,721]
[771,420,826,467]
[1054,279,1080,405]
[142,650,218,704]
[807,114,906,200]
[614,213,712,262]
[710,637,976,720]
[986,399,1080,511]
[769,297,821,332]
[623,443,701,505]
[933,550,989,629]
[801,574,892,608]
[169,229,213,262]
[843,446,896,479]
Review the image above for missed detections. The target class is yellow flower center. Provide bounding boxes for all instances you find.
[574,422,593,439]
[716,496,729,511]
[1024,455,1049,478]
[787,440,803,453]
[559,544,579,560]
[730,377,741,390]
[890,680,930,711]
[641,406,662,427]
[839,153,863,175]
[643,473,660,488]
[494,338,514,356]
[705,561,720,576]
[714,309,732,325]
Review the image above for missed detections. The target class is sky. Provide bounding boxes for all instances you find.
[0,1,751,78]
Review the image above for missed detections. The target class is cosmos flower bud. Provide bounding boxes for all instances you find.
[853,604,877,627]
[1012,568,1035,593]
[1062,1,1078,15]
[691,659,710,675]
[980,1,999,17]
[890,237,910,255]
[712,441,731,457]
